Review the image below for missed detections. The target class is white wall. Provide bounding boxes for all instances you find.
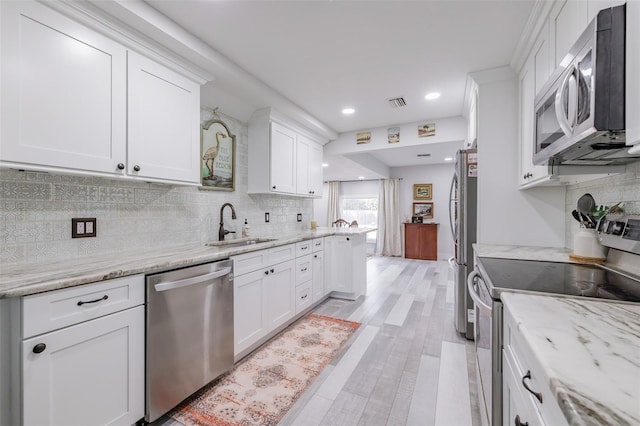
[474,67,565,247]
[391,164,455,260]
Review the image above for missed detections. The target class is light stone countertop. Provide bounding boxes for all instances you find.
[501,293,640,425]
[0,227,376,299]
[473,243,574,263]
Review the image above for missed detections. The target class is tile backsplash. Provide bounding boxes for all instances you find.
[0,110,313,266]
[565,161,640,248]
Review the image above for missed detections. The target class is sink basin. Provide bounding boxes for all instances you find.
[205,238,277,249]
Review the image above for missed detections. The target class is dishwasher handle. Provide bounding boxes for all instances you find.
[154,267,232,292]
[467,270,492,314]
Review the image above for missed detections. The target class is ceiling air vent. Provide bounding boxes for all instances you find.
[387,97,407,108]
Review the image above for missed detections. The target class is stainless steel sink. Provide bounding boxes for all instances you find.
[205,238,277,248]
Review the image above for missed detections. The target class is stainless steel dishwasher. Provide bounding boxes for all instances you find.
[145,259,233,423]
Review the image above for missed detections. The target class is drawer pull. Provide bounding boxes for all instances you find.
[522,370,543,403]
[77,295,109,306]
[514,415,528,426]
[32,343,46,354]
[301,294,308,299]
[301,246,308,250]
[301,267,308,272]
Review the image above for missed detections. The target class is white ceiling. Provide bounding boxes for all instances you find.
[144,0,535,178]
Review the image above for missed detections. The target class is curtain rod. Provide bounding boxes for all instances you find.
[324,178,403,183]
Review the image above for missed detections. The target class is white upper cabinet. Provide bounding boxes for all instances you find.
[127,52,200,184]
[0,1,127,176]
[549,0,588,69]
[296,134,323,197]
[270,122,298,194]
[248,108,325,197]
[0,1,203,185]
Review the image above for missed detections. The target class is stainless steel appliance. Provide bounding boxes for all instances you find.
[145,259,234,423]
[533,5,637,166]
[468,214,640,426]
[449,149,477,339]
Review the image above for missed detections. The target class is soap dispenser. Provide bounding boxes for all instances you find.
[242,218,250,238]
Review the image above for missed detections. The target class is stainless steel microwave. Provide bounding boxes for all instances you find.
[533,5,637,166]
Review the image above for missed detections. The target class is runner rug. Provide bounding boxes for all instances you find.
[168,313,360,426]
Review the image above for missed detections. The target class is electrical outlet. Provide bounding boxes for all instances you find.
[265,212,270,223]
[297,213,302,222]
[72,218,97,238]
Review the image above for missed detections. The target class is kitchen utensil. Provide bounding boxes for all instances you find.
[577,193,596,215]
[572,210,582,223]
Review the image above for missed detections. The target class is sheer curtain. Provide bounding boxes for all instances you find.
[376,178,402,256]
[327,181,341,227]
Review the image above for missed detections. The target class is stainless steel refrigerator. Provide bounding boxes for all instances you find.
[448,149,477,340]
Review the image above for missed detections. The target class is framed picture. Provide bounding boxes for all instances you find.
[413,202,434,219]
[356,131,371,144]
[418,123,436,137]
[200,119,235,191]
[413,183,432,200]
[388,127,400,143]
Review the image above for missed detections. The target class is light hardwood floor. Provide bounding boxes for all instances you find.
[279,256,481,426]
[154,256,481,426]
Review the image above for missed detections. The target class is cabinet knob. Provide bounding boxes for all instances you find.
[514,415,529,426]
[265,270,269,275]
[346,237,350,241]
[117,163,125,170]
[270,268,274,273]
[272,185,276,189]
[133,165,141,172]
[33,343,46,354]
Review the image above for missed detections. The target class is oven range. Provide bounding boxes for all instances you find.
[468,214,640,426]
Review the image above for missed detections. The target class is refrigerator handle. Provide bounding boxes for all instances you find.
[467,271,492,314]
[448,174,457,242]
[447,256,456,270]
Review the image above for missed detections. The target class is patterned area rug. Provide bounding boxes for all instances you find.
[168,313,360,426]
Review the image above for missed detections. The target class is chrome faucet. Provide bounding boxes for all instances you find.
[218,202,237,241]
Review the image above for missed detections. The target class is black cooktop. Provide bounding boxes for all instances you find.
[478,257,640,303]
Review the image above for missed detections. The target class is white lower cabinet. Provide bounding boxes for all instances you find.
[264,260,296,330]
[19,274,145,426]
[325,234,366,299]
[503,301,567,425]
[233,268,268,356]
[23,306,144,426]
[312,250,325,302]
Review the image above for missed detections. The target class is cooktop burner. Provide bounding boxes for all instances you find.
[477,257,640,303]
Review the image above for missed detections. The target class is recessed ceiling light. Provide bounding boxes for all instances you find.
[444,157,454,161]
[322,163,329,167]
[342,107,355,115]
[425,92,441,100]
[358,176,365,180]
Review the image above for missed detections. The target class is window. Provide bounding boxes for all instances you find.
[341,197,377,244]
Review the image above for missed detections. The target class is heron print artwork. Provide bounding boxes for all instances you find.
[201,119,235,191]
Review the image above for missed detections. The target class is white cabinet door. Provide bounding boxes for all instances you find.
[0,1,127,175]
[502,352,545,426]
[22,306,144,426]
[233,269,267,355]
[270,122,297,194]
[325,236,353,293]
[127,51,201,184]
[308,141,324,198]
[265,259,296,329]
[312,251,325,302]
[532,21,552,96]
[296,135,311,196]
[549,0,588,68]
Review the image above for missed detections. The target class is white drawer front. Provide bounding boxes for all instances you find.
[268,244,295,265]
[22,275,144,338]
[233,249,270,276]
[296,255,313,284]
[295,241,312,257]
[295,282,312,314]
[312,238,324,252]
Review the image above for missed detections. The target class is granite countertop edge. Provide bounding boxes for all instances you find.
[0,227,376,298]
[473,243,574,263]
